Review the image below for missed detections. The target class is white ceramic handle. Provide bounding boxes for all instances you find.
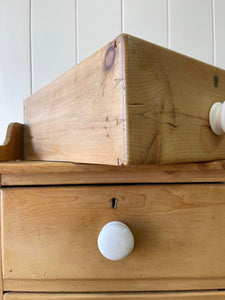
[97,221,134,261]
[209,101,225,135]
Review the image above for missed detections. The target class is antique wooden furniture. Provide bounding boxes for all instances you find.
[0,123,23,162]
[1,130,225,299]
[3,32,225,299]
[24,34,225,166]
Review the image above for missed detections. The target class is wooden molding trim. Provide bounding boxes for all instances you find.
[0,123,23,162]
[4,291,225,299]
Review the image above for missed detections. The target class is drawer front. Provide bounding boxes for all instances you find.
[4,292,225,300]
[2,184,225,292]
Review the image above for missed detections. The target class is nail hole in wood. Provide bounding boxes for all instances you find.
[214,75,218,88]
[111,197,118,209]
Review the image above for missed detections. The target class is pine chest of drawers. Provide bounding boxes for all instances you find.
[1,160,225,299]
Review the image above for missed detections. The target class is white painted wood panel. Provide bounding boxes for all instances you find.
[77,0,121,63]
[169,0,213,64]
[123,0,168,47]
[214,0,225,69]
[31,0,76,93]
[0,0,31,143]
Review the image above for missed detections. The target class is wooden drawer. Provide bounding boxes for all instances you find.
[4,291,225,300]
[24,34,225,166]
[2,184,225,292]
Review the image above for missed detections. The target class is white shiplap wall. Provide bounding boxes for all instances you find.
[1,0,225,143]
[77,0,122,63]
[31,0,76,93]
[169,0,214,64]
[123,0,168,47]
[0,0,31,143]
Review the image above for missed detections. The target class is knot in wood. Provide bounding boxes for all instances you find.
[104,46,116,72]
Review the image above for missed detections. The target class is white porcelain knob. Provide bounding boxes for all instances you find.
[209,101,225,135]
[97,221,134,261]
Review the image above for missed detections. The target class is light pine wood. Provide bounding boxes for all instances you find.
[124,34,225,164]
[1,160,225,186]
[24,34,225,166]
[0,123,23,162]
[4,278,225,293]
[24,35,125,166]
[4,291,225,299]
[2,184,225,292]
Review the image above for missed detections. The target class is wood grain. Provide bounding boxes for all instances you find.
[124,34,225,164]
[4,278,225,293]
[0,123,23,162]
[4,291,225,299]
[24,34,225,165]
[1,160,225,186]
[24,35,125,165]
[2,184,225,292]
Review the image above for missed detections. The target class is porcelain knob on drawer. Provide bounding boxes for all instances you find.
[97,221,134,261]
[209,101,225,135]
